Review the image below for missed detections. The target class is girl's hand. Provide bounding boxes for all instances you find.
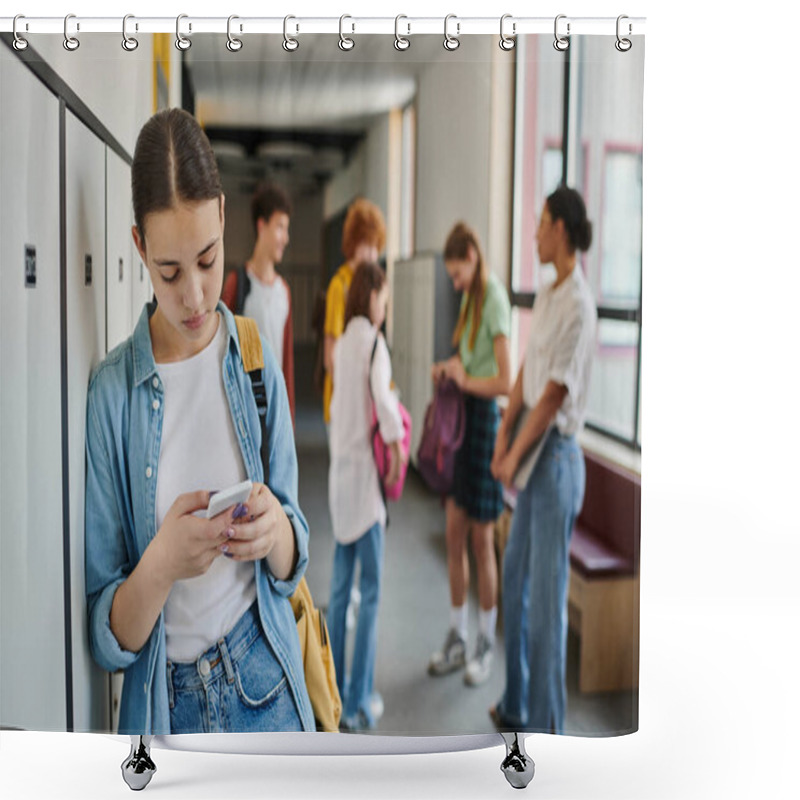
[223,482,292,564]
[385,440,404,488]
[431,362,446,385]
[443,356,466,389]
[153,491,237,584]
[491,426,510,478]
[495,451,520,489]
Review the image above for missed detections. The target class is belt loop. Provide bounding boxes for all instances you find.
[166,661,175,709]
[219,638,236,684]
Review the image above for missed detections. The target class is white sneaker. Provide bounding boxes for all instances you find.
[369,691,384,723]
[428,628,467,676]
[464,633,493,686]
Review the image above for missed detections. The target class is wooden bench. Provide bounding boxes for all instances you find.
[568,450,640,693]
[495,448,640,694]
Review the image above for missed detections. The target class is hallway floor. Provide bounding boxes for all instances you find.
[293,344,637,737]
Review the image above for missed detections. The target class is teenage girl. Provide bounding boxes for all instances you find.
[428,222,511,687]
[322,198,387,427]
[84,108,314,735]
[327,262,404,730]
[490,186,596,733]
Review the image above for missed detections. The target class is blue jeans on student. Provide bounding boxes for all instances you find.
[496,430,585,733]
[327,521,384,727]
[167,602,303,733]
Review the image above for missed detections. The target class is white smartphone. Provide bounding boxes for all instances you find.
[193,479,253,520]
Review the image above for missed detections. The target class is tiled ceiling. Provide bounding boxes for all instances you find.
[186,33,430,131]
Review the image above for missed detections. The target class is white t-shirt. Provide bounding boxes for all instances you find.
[155,316,256,662]
[242,269,289,368]
[522,266,597,436]
[329,317,404,545]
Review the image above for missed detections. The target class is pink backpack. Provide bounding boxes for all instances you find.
[416,378,466,494]
[369,337,412,502]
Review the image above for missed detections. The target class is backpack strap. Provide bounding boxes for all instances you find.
[234,315,269,486]
[368,335,389,524]
[234,265,251,314]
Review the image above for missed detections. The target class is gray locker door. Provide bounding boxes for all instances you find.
[131,235,152,327]
[0,56,67,731]
[106,150,133,352]
[65,111,111,732]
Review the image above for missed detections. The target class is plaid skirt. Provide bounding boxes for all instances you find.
[451,395,504,522]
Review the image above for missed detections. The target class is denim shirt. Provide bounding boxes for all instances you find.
[84,302,315,734]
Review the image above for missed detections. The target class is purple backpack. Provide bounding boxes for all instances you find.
[416,378,467,494]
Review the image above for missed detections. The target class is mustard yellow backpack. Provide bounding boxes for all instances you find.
[235,315,341,732]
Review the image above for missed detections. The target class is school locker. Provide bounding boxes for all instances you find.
[390,261,410,414]
[106,149,133,352]
[0,54,66,731]
[64,111,111,732]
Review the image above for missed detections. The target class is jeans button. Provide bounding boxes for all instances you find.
[199,658,211,677]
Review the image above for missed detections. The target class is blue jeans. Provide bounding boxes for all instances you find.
[167,602,303,733]
[327,522,384,726]
[496,430,585,733]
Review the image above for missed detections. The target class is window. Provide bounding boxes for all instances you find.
[600,149,643,305]
[511,35,645,448]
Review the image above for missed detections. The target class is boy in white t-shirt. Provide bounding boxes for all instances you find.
[222,183,295,423]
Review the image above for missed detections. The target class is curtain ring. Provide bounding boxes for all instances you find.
[615,15,632,52]
[339,14,355,51]
[227,15,243,52]
[394,15,410,51]
[63,14,80,51]
[122,14,139,52]
[499,14,516,51]
[283,15,299,52]
[443,14,460,51]
[12,15,29,51]
[175,14,192,51]
[553,14,570,52]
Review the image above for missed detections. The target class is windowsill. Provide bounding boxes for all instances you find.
[578,427,641,477]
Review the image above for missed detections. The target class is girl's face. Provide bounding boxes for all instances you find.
[133,196,226,361]
[536,203,561,265]
[369,284,389,329]
[352,241,379,267]
[445,245,478,293]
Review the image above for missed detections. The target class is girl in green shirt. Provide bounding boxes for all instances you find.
[428,222,512,688]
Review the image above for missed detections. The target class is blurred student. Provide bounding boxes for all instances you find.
[490,186,596,734]
[327,262,404,730]
[85,109,313,735]
[322,198,386,427]
[428,222,511,687]
[222,183,295,423]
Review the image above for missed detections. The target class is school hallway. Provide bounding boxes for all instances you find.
[293,344,637,737]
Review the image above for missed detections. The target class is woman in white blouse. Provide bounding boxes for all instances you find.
[490,187,597,734]
[327,261,404,731]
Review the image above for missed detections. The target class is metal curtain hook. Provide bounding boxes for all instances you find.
[499,14,516,51]
[12,15,29,51]
[63,14,80,51]
[615,15,632,52]
[175,14,191,51]
[339,14,355,51]
[394,14,410,51]
[122,14,139,51]
[443,14,460,51]
[227,15,243,51]
[283,15,299,52]
[553,14,570,52]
